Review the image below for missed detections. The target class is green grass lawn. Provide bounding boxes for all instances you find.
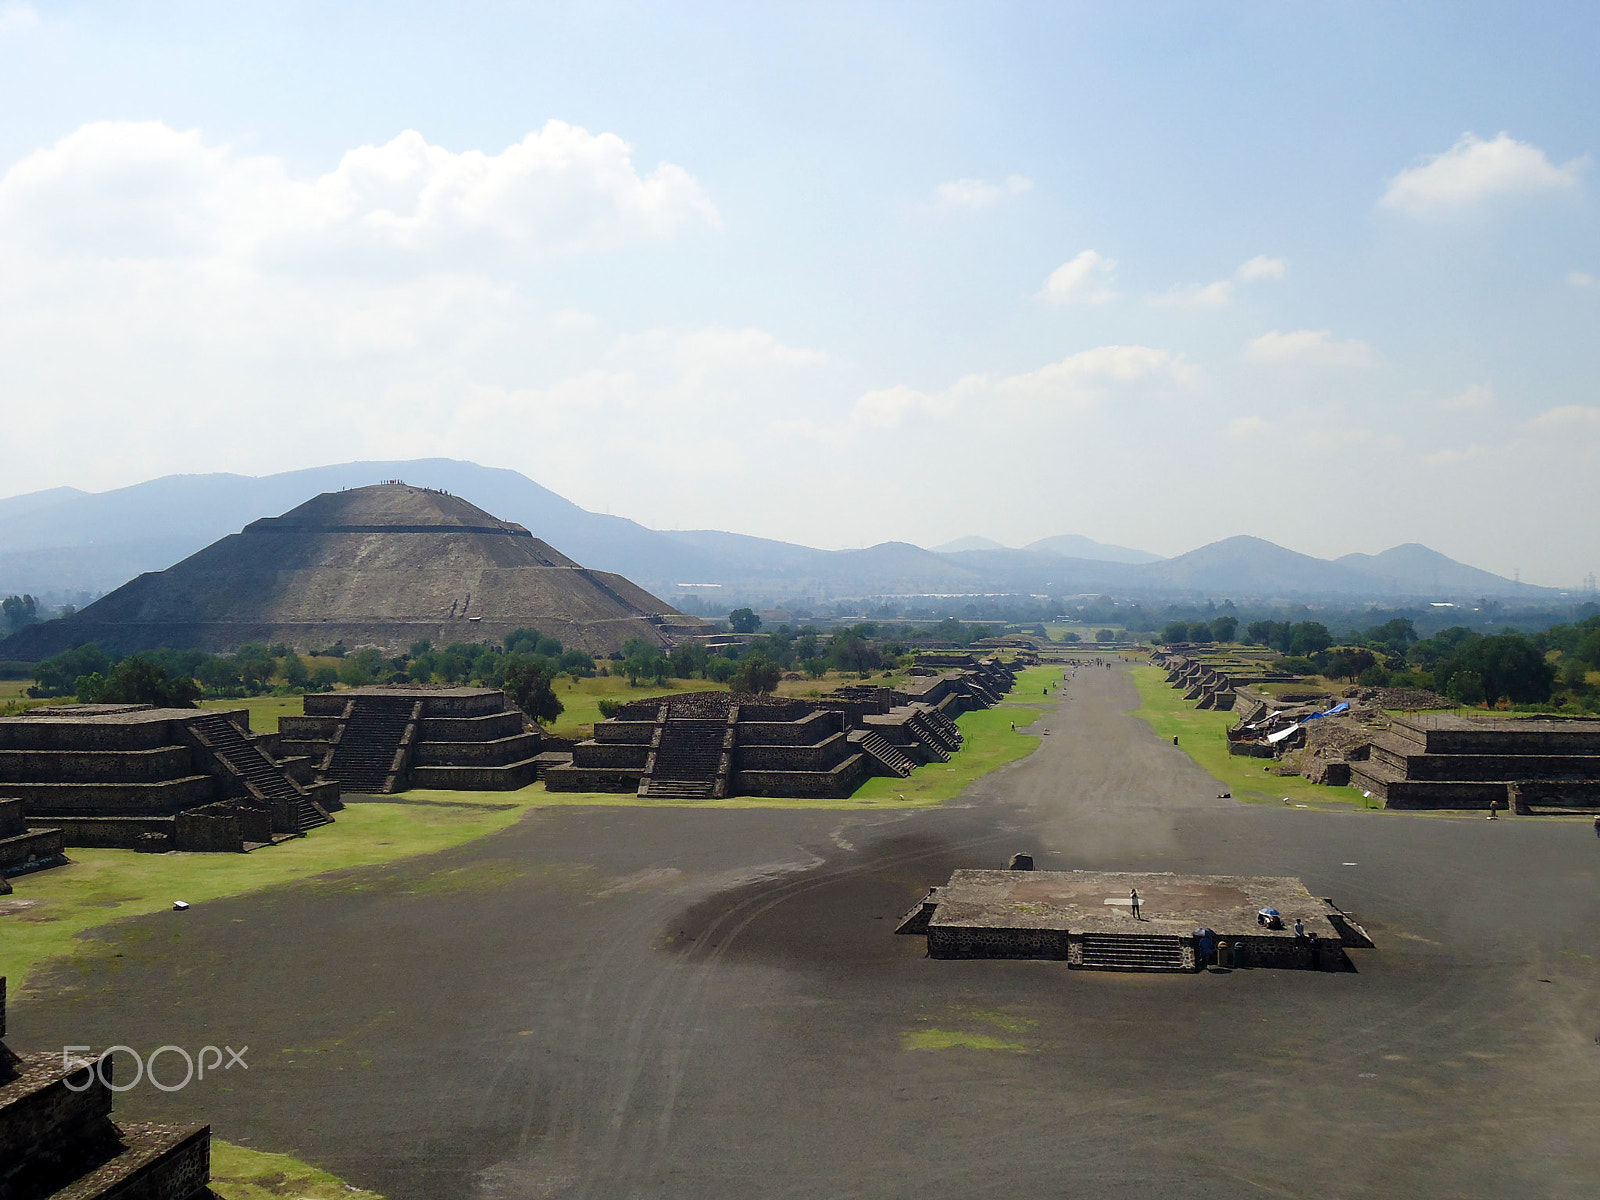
[0,797,538,993]
[1128,665,1373,809]
[197,694,307,734]
[210,1142,381,1200]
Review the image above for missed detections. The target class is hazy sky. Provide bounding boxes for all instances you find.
[1,3,1596,584]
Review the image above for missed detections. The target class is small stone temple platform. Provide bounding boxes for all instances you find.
[0,703,339,852]
[897,869,1373,972]
[276,685,559,795]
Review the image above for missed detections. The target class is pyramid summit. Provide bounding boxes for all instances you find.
[0,482,702,659]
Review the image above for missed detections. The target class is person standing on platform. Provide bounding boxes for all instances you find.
[1130,887,1142,920]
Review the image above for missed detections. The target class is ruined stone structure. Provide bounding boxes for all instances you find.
[0,800,66,896]
[1350,713,1600,811]
[0,704,338,852]
[277,686,562,794]
[897,869,1374,972]
[0,976,215,1198]
[546,659,1015,799]
[0,483,703,661]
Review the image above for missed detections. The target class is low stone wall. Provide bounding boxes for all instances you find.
[0,825,66,874]
[411,732,541,766]
[305,779,343,811]
[173,806,247,852]
[569,742,649,770]
[736,731,852,773]
[1221,934,1349,971]
[737,711,841,746]
[418,711,526,742]
[43,815,175,848]
[0,746,196,783]
[9,776,220,818]
[734,753,870,798]
[595,721,657,745]
[407,759,540,790]
[928,926,1070,960]
[277,716,342,741]
[542,765,642,793]
[0,719,179,752]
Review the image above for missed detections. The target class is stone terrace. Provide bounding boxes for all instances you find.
[546,658,1015,800]
[1352,712,1600,811]
[898,869,1373,972]
[277,685,555,795]
[0,704,337,852]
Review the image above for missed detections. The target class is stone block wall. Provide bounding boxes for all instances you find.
[736,731,853,772]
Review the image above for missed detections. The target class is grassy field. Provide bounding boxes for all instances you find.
[197,694,307,734]
[211,1142,381,1200]
[0,797,538,993]
[0,679,34,698]
[1128,664,1372,809]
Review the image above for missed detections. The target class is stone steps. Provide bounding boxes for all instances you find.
[853,730,915,778]
[1076,934,1188,972]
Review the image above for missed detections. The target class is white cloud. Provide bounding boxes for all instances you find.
[848,344,1194,430]
[1156,279,1233,308]
[1228,415,1271,437]
[1155,255,1287,307]
[1440,384,1495,412]
[933,174,1032,211]
[1529,404,1600,429]
[1040,250,1118,304]
[0,3,38,34]
[1570,271,1599,289]
[1426,445,1489,467]
[0,120,718,260]
[1381,132,1581,214]
[1235,255,1287,282]
[1243,329,1377,368]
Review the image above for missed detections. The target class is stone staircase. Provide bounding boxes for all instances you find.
[189,712,329,832]
[853,730,915,778]
[0,977,214,1199]
[1076,933,1188,972]
[640,719,725,799]
[905,710,956,760]
[326,697,420,795]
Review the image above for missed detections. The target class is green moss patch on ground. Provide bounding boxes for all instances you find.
[901,1029,1026,1052]
[210,1140,381,1200]
[1128,664,1372,808]
[0,797,537,992]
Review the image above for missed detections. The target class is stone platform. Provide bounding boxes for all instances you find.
[897,869,1373,971]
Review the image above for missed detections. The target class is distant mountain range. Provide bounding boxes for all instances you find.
[931,533,1164,564]
[0,459,1563,609]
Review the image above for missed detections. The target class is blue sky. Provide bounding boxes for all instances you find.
[1,2,1596,584]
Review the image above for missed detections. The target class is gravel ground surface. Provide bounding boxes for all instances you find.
[9,665,1600,1199]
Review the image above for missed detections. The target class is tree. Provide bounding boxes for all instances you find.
[1288,622,1332,657]
[728,608,761,634]
[1160,621,1190,644]
[1210,616,1239,643]
[1323,646,1378,682]
[502,660,564,725]
[77,655,200,707]
[2,594,39,633]
[30,644,115,697]
[280,652,310,688]
[1094,628,1115,643]
[731,654,780,694]
[1188,622,1215,644]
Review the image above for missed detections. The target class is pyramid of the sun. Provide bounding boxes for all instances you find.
[0,483,703,658]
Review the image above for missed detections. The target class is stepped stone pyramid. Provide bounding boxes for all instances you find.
[0,977,216,1198]
[0,483,702,660]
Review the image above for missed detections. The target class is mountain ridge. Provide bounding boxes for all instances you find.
[0,459,1556,606]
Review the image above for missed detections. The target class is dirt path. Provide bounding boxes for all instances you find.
[10,663,1600,1198]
